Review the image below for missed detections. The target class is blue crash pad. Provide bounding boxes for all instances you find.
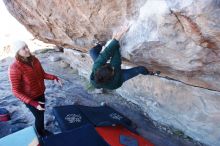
[53,105,90,132]
[53,105,134,132]
[43,124,109,146]
[76,105,132,127]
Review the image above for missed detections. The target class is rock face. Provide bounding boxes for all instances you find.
[118,76,220,146]
[4,0,220,91]
[122,0,220,92]
[4,0,220,145]
[3,0,145,51]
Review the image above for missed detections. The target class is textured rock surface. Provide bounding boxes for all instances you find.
[3,0,220,145]
[118,76,220,146]
[122,0,220,91]
[4,0,220,91]
[3,0,145,50]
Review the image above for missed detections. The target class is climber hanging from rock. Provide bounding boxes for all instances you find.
[89,25,160,90]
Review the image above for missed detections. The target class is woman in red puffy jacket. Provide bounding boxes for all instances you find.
[8,41,60,137]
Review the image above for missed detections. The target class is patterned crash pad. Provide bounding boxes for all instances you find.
[53,104,134,132]
[53,105,90,132]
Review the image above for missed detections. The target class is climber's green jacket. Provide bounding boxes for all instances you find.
[90,39,123,89]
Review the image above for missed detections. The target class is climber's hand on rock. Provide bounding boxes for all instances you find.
[113,25,130,41]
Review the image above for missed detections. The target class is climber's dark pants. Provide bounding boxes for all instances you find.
[121,66,149,82]
[89,44,150,83]
[89,44,103,62]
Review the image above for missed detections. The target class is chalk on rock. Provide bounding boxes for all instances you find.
[54,46,64,52]
[100,102,106,106]
[49,56,61,62]
[59,60,70,68]
[92,88,103,94]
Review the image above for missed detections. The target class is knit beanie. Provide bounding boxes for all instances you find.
[11,40,26,54]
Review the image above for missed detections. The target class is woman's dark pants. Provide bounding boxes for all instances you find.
[25,94,45,136]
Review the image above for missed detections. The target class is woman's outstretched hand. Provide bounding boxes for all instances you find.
[112,25,130,41]
[53,76,63,86]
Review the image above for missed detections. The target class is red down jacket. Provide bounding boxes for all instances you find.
[9,57,56,104]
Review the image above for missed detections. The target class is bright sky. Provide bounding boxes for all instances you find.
[0,1,32,44]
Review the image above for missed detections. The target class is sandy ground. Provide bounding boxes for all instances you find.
[0,49,204,146]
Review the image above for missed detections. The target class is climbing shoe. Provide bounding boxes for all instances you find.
[94,40,106,47]
[149,71,161,76]
[154,71,161,76]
